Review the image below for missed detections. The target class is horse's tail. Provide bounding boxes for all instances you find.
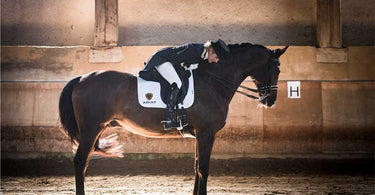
[272,46,289,58]
[59,76,81,144]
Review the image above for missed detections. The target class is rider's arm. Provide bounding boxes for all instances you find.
[166,43,204,68]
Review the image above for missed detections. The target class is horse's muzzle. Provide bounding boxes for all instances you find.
[259,93,277,108]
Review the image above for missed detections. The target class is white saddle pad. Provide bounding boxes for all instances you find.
[137,72,194,108]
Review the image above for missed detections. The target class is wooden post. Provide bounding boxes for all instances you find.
[91,0,122,63]
[316,0,347,63]
[317,0,341,48]
[95,0,118,47]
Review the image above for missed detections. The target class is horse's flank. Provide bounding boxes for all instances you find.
[72,71,182,138]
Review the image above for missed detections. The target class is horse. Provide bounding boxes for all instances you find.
[58,43,288,195]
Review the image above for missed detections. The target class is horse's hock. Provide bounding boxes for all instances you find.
[1,0,374,158]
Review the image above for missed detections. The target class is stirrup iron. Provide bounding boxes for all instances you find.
[176,119,188,130]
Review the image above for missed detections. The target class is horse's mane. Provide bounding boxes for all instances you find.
[228,43,267,50]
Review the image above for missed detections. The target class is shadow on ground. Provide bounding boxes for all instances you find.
[2,157,374,177]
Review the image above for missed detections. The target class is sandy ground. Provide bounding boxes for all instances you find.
[2,175,375,194]
[1,157,374,194]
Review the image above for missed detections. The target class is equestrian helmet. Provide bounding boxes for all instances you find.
[211,39,230,59]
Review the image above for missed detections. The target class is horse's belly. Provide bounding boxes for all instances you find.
[115,118,181,138]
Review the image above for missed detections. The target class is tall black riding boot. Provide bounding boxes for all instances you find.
[163,83,179,130]
[176,106,188,129]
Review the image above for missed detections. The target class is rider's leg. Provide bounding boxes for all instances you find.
[164,83,179,130]
[155,62,182,89]
[155,62,182,130]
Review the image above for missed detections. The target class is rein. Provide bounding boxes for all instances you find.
[203,51,279,101]
[204,70,277,100]
[238,85,278,100]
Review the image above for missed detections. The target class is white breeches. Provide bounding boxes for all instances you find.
[155,62,182,88]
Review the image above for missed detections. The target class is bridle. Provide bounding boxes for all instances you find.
[237,84,278,101]
[205,53,279,101]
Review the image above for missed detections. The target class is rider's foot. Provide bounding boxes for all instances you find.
[162,119,188,130]
[163,120,179,130]
[176,108,188,128]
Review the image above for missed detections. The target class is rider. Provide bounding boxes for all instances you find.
[141,39,230,130]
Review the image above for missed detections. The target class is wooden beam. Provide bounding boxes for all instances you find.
[316,47,348,63]
[89,47,122,63]
[95,0,118,47]
[317,0,342,48]
[92,0,121,63]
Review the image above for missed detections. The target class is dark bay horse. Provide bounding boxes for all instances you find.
[59,43,288,195]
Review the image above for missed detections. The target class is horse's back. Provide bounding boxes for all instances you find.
[78,70,136,84]
[75,71,136,93]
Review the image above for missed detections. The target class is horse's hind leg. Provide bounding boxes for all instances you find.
[74,123,106,195]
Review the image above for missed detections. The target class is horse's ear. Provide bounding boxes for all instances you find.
[273,46,289,58]
[280,46,289,55]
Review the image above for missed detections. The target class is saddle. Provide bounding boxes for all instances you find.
[138,68,194,108]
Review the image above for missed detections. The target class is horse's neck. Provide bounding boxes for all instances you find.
[201,63,247,103]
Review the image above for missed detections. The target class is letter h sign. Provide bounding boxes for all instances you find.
[287,81,301,98]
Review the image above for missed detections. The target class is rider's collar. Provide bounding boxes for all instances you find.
[204,50,208,60]
[201,41,212,60]
[201,48,208,60]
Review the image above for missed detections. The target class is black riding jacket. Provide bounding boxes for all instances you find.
[142,43,206,71]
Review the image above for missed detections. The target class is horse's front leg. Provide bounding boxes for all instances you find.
[193,130,216,195]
